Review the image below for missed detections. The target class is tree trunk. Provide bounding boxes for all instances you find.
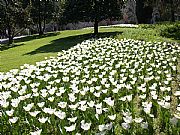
[38,0,43,35]
[170,0,175,22]
[7,27,13,44]
[39,20,43,35]
[136,0,144,24]
[42,17,46,34]
[42,0,47,33]
[94,18,99,35]
[8,36,13,44]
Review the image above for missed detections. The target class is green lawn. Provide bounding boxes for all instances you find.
[0,26,179,72]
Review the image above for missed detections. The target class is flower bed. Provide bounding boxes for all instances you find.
[0,38,180,134]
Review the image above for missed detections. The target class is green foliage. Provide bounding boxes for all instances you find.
[62,0,122,34]
[30,0,61,35]
[63,0,122,23]
[159,23,180,40]
[138,22,180,41]
[0,0,31,44]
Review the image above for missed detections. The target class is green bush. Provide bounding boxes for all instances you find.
[138,24,156,29]
[159,23,180,40]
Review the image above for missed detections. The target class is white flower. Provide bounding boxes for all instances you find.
[68,93,76,102]
[102,89,107,94]
[43,108,55,114]
[95,103,103,114]
[48,88,56,95]
[95,103,102,109]
[174,91,180,96]
[170,117,178,125]
[37,102,45,108]
[141,122,148,129]
[112,88,119,93]
[98,124,106,132]
[67,117,77,122]
[119,96,126,101]
[1,100,9,108]
[9,117,18,123]
[29,111,40,117]
[134,117,143,123]
[64,124,76,132]
[108,114,116,120]
[48,96,55,102]
[164,96,171,101]
[54,111,66,119]
[126,94,132,102]
[139,94,146,99]
[58,102,67,108]
[80,90,86,96]
[38,117,48,123]
[177,105,180,111]
[81,120,91,131]
[105,123,113,130]
[174,113,180,119]
[6,109,14,117]
[78,104,88,111]
[121,122,130,130]
[30,129,42,135]
[23,103,34,112]
[69,103,79,110]
[90,87,95,93]
[103,97,114,107]
[11,98,20,108]
[164,102,170,109]
[96,108,103,115]
[123,116,133,124]
[87,101,95,107]
[62,76,69,82]
[94,92,101,97]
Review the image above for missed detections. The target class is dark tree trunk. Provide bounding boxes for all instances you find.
[94,18,99,35]
[38,0,43,35]
[170,0,175,22]
[42,17,46,33]
[7,27,13,44]
[38,20,43,35]
[8,36,13,44]
[136,0,144,24]
[42,0,47,33]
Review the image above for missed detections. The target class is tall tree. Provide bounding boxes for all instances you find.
[0,0,31,44]
[62,0,122,35]
[169,0,175,22]
[30,0,60,35]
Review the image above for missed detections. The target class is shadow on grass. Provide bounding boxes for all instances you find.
[0,32,60,51]
[0,43,25,51]
[14,32,60,43]
[25,31,122,55]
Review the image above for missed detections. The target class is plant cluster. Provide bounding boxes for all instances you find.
[0,38,180,134]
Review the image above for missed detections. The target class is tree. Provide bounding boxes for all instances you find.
[62,0,122,35]
[30,0,61,35]
[136,0,180,22]
[0,0,31,44]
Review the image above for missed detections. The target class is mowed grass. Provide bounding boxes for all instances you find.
[0,27,179,72]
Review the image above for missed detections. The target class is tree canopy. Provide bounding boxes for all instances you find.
[0,0,31,44]
[62,0,123,34]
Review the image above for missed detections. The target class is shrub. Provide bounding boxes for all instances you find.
[160,23,180,40]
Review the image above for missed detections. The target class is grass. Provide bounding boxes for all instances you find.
[0,26,179,72]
